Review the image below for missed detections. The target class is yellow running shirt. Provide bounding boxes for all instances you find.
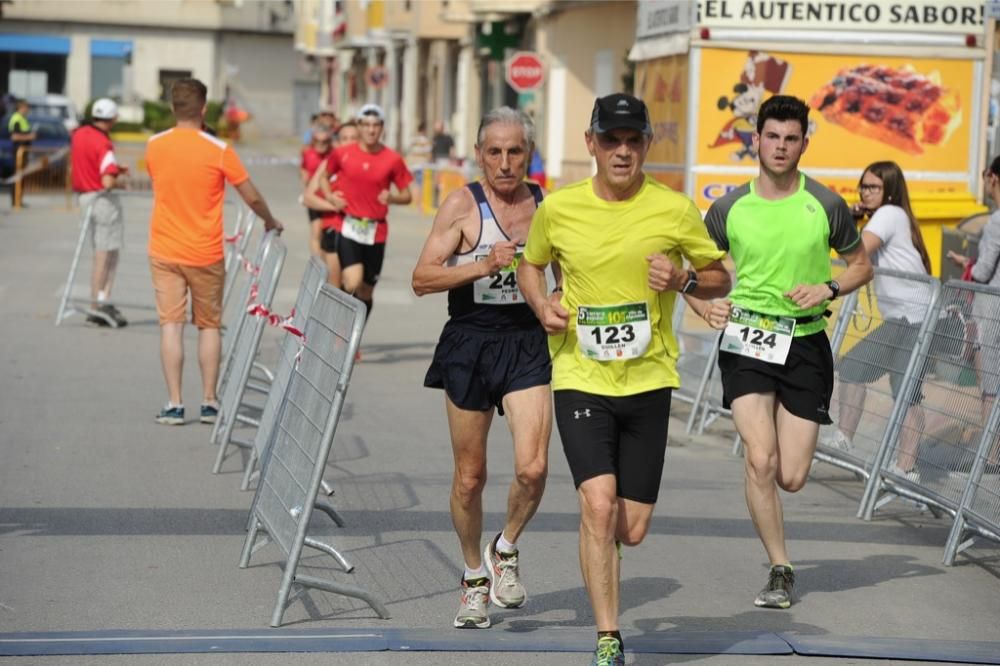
[523,175,725,396]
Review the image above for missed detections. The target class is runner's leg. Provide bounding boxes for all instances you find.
[102,249,119,300]
[578,474,620,632]
[732,392,788,565]
[446,395,494,569]
[91,250,110,308]
[309,219,322,256]
[500,384,551,543]
[773,402,819,493]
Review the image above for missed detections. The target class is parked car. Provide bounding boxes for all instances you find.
[27,94,80,133]
[0,114,71,179]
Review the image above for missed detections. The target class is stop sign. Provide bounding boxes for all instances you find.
[506,52,545,93]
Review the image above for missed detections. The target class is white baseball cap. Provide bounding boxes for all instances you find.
[91,98,119,120]
[357,103,385,122]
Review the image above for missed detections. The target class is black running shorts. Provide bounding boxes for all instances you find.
[837,317,924,404]
[424,322,551,416]
[338,237,385,286]
[307,208,323,222]
[718,330,834,425]
[320,227,340,254]
[554,388,672,504]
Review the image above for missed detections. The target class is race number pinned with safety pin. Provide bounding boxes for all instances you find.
[342,215,378,245]
[473,250,523,304]
[721,306,796,365]
[577,302,651,361]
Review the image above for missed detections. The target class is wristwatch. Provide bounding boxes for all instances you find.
[681,270,698,295]
[825,279,840,299]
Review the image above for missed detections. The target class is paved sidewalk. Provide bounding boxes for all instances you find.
[0,161,998,666]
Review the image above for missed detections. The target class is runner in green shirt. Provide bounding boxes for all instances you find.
[694,95,873,609]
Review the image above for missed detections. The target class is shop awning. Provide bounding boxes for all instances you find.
[90,39,133,58]
[0,33,71,56]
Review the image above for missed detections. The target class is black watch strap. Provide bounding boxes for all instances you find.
[681,269,698,294]
[825,280,840,299]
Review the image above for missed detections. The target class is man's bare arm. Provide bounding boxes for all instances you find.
[234,179,284,233]
[412,189,501,296]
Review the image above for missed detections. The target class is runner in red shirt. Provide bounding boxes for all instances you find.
[312,105,413,322]
[299,125,333,261]
[70,98,129,328]
[304,121,360,288]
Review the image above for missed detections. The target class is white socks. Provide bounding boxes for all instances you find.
[463,564,487,581]
[496,532,517,555]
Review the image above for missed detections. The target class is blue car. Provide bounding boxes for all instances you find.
[0,114,71,180]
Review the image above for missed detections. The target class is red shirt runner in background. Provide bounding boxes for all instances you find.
[324,142,413,244]
[301,144,342,231]
[71,124,121,193]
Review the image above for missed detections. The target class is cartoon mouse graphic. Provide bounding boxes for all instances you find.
[710,81,764,162]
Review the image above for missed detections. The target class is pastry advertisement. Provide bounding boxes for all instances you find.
[696,48,973,172]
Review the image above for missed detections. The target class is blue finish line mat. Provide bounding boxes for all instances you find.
[0,628,997,662]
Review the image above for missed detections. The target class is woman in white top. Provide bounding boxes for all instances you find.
[832,161,932,481]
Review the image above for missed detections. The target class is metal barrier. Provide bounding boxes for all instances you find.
[209,233,286,465]
[858,280,1000,527]
[239,256,329,491]
[216,231,278,401]
[239,284,387,626]
[10,145,71,209]
[668,295,725,432]
[212,256,326,480]
[815,268,941,482]
[53,191,158,326]
[943,392,1000,565]
[222,208,257,313]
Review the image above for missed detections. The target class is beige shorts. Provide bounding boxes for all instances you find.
[79,191,124,252]
[149,258,225,328]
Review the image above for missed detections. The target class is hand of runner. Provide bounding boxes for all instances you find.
[540,295,569,335]
[646,254,684,292]
[377,189,390,205]
[704,299,732,330]
[785,283,831,309]
[485,240,518,274]
[327,191,348,211]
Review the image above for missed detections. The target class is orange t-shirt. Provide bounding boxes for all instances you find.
[146,127,250,266]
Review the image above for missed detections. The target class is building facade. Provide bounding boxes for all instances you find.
[1,0,305,137]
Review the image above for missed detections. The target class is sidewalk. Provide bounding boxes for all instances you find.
[0,160,998,666]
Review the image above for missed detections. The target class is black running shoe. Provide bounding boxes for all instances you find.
[85,314,110,327]
[754,564,795,609]
[99,303,128,328]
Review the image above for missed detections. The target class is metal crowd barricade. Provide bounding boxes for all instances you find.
[668,294,725,431]
[859,280,1000,526]
[222,207,257,312]
[216,231,277,404]
[812,268,941,482]
[212,256,327,479]
[54,191,158,327]
[209,234,286,466]
[943,392,1000,565]
[239,285,387,627]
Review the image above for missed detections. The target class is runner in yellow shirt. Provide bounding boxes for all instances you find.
[518,93,731,666]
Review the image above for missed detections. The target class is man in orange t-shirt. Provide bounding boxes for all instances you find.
[145,78,283,426]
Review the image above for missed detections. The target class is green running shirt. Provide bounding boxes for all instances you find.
[704,173,860,337]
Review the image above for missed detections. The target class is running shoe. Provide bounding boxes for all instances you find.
[155,405,185,426]
[200,403,220,424]
[484,532,526,608]
[822,428,853,453]
[85,314,110,327]
[453,576,491,629]
[889,463,921,484]
[591,635,625,666]
[754,564,795,609]
[98,303,128,328]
